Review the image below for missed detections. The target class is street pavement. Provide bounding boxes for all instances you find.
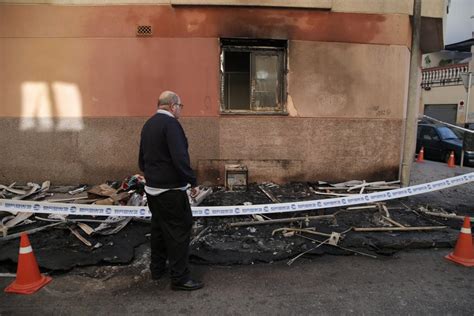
[1,249,473,315]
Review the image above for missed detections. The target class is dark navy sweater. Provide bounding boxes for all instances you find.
[139,112,197,188]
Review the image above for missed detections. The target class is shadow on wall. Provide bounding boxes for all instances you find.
[20,81,84,132]
[6,82,142,184]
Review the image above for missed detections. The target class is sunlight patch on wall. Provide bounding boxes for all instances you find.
[52,82,84,130]
[20,81,84,132]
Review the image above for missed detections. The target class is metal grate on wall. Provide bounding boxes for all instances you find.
[136,25,152,37]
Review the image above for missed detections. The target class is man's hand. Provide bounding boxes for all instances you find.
[190,186,200,198]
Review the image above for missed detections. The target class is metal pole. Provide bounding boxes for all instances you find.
[465,72,472,124]
[460,72,472,167]
[400,0,422,187]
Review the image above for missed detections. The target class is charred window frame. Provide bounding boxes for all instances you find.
[220,38,287,114]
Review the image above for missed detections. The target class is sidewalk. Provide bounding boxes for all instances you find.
[1,248,473,315]
[407,160,473,213]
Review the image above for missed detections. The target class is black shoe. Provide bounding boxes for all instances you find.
[151,269,167,280]
[171,278,204,291]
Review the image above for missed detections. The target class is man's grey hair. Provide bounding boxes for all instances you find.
[158,91,180,107]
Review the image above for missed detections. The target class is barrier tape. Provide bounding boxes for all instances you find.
[422,115,474,134]
[0,173,473,217]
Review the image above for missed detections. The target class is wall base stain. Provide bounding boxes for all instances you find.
[0,117,402,185]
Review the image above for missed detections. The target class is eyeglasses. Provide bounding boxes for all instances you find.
[174,103,184,109]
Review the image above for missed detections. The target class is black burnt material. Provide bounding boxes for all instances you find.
[0,182,470,272]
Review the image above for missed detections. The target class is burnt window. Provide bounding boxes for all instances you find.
[220,38,287,114]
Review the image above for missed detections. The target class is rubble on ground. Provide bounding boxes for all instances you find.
[0,177,472,272]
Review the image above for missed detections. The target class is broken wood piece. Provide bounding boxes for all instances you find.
[381,216,405,228]
[68,226,92,246]
[332,180,363,188]
[328,232,341,246]
[31,192,53,201]
[309,186,356,196]
[377,203,390,218]
[188,187,212,206]
[417,207,474,222]
[73,198,102,204]
[258,185,280,203]
[353,226,446,232]
[296,234,377,259]
[366,186,400,190]
[251,214,265,222]
[35,216,120,224]
[46,196,89,203]
[68,185,88,195]
[359,182,365,194]
[77,222,94,235]
[87,184,117,198]
[94,216,132,235]
[190,226,210,246]
[287,237,330,266]
[229,215,334,227]
[94,197,115,205]
[0,184,26,195]
[48,213,67,221]
[347,180,400,192]
[0,216,35,237]
[0,215,15,237]
[111,191,131,204]
[0,222,64,241]
[316,187,353,191]
[12,182,41,200]
[2,212,33,231]
[41,181,50,192]
[21,181,51,201]
[272,227,332,238]
[309,189,354,197]
[317,186,399,191]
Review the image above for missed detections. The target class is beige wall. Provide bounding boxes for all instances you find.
[0,37,220,118]
[0,4,412,119]
[0,117,402,184]
[0,4,412,184]
[422,85,473,124]
[0,0,447,18]
[289,41,410,119]
[0,39,410,184]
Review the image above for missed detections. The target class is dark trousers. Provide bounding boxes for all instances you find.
[146,190,193,283]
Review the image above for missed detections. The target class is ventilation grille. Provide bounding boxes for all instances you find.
[136,25,152,37]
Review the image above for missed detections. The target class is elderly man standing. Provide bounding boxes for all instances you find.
[139,90,203,291]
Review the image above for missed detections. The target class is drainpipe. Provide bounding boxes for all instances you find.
[461,72,472,167]
[465,72,472,124]
[400,0,422,187]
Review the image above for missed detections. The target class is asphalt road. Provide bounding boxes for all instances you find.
[1,248,473,315]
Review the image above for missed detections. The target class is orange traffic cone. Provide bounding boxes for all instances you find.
[447,151,456,168]
[417,147,424,163]
[5,233,52,294]
[445,217,474,267]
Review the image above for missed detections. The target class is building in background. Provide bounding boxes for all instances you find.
[421,0,473,126]
[0,0,447,184]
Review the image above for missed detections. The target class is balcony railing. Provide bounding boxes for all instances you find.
[421,63,469,88]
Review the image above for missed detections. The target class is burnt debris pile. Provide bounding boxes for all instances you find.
[0,179,470,271]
